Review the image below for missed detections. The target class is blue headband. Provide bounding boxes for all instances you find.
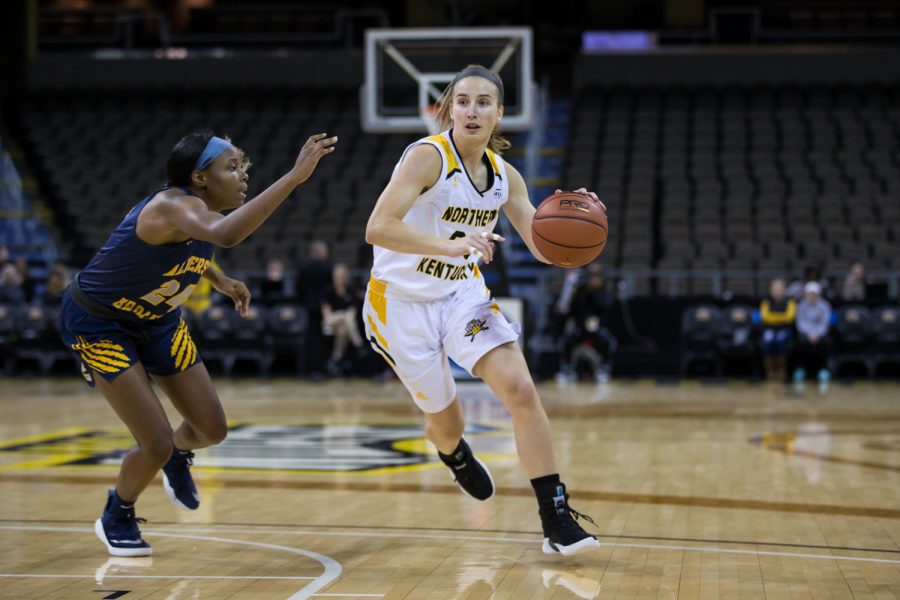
[195,136,231,171]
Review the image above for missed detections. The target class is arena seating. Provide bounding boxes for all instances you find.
[680,302,900,378]
[9,83,900,379]
[0,299,311,377]
[15,88,417,271]
[563,84,900,297]
[14,83,900,295]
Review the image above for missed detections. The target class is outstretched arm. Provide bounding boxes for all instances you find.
[162,134,337,248]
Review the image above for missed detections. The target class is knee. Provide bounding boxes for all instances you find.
[199,420,228,446]
[499,375,540,414]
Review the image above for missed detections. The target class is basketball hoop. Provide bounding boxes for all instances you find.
[420,104,441,135]
[362,27,536,133]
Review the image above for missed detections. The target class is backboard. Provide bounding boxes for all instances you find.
[361,27,536,134]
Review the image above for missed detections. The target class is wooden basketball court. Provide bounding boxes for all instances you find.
[1,377,899,599]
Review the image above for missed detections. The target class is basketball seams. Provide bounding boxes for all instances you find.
[531,226,608,250]
[532,214,608,233]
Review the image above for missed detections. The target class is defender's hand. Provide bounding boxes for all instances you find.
[216,277,252,317]
[291,133,338,184]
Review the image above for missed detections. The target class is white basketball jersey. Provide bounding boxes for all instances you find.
[371,129,509,301]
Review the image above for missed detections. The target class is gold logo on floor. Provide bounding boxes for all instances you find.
[0,424,507,475]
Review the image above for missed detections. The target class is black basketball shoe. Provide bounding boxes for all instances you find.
[438,438,495,501]
[539,483,600,556]
[162,448,199,511]
[94,489,152,557]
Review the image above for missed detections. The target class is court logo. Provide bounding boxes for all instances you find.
[750,426,900,476]
[464,318,490,342]
[0,424,500,473]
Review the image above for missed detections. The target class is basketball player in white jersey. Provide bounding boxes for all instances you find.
[365,65,603,555]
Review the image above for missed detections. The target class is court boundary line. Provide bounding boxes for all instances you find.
[0,574,316,580]
[0,526,342,600]
[4,523,897,567]
[4,517,899,556]
[4,472,899,520]
[158,526,900,566]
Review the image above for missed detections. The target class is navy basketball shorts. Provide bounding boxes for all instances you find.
[59,292,201,387]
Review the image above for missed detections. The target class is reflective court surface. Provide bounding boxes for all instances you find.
[1,377,899,599]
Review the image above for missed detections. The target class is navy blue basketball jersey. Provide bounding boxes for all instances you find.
[77,186,215,323]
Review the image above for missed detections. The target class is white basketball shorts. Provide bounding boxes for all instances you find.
[363,276,520,413]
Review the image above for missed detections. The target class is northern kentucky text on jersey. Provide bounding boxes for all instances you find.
[416,258,479,281]
[441,206,498,228]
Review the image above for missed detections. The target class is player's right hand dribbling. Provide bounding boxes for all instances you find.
[446,232,505,264]
[291,133,338,184]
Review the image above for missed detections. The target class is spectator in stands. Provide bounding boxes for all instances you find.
[552,269,580,323]
[793,281,832,390]
[550,269,581,381]
[787,265,829,300]
[841,261,866,302]
[0,262,26,305]
[296,240,333,377]
[0,245,9,267]
[760,278,795,382]
[13,256,36,303]
[39,262,70,308]
[565,264,617,383]
[322,263,364,376]
[257,258,292,305]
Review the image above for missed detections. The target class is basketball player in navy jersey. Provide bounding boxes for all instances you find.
[60,131,337,556]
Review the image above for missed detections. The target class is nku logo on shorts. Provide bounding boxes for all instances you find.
[464,318,490,342]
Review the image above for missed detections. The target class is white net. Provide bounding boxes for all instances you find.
[420,105,441,135]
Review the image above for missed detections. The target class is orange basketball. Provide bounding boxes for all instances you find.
[531,191,608,268]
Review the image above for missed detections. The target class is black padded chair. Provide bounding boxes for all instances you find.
[0,303,16,374]
[872,305,900,374]
[195,304,235,374]
[830,305,873,378]
[680,304,723,376]
[229,305,274,376]
[14,304,72,374]
[267,303,308,375]
[718,304,759,376]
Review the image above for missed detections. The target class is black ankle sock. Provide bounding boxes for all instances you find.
[438,439,469,466]
[111,489,135,510]
[530,474,565,505]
